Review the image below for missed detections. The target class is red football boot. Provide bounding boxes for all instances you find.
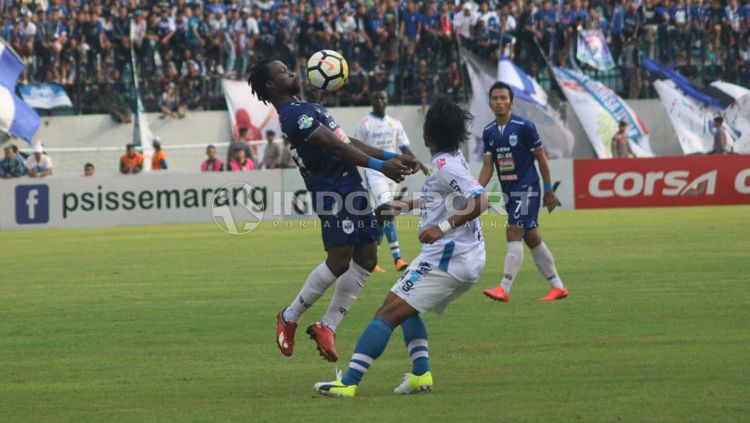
[276,310,297,356]
[306,322,338,362]
[539,287,569,302]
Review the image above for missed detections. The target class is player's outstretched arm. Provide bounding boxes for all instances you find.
[349,137,420,174]
[399,145,430,175]
[478,153,494,187]
[419,193,489,244]
[308,126,412,182]
[532,147,557,213]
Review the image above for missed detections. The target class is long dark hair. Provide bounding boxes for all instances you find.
[424,97,473,152]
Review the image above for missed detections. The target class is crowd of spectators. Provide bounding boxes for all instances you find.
[0,143,53,178]
[458,0,750,96]
[2,0,748,114]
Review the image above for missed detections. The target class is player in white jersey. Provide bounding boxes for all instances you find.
[314,98,489,398]
[355,91,430,272]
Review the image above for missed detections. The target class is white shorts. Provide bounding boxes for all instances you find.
[390,258,475,315]
[363,169,398,210]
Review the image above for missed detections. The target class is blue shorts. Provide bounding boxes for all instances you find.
[318,188,380,250]
[504,184,540,229]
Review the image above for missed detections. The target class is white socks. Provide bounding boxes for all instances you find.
[501,241,524,293]
[530,242,564,289]
[283,262,337,323]
[322,261,371,332]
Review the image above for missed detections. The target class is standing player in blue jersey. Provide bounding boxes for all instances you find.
[479,81,569,302]
[248,59,418,363]
[314,98,489,398]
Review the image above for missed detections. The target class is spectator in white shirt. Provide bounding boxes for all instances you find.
[25,143,53,178]
[453,3,479,39]
[22,11,37,39]
[131,10,147,48]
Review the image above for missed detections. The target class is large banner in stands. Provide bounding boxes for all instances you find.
[653,80,743,155]
[553,67,653,158]
[221,80,281,161]
[0,160,575,230]
[715,83,750,154]
[576,30,615,71]
[221,80,280,141]
[18,83,73,109]
[574,155,750,209]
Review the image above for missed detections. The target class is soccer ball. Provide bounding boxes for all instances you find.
[307,50,349,92]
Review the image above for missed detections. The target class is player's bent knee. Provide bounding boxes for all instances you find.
[325,250,353,276]
[506,226,524,242]
[352,243,378,272]
[524,228,542,248]
[352,254,378,272]
[376,293,418,327]
[326,260,350,277]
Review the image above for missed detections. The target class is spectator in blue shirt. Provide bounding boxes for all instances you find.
[399,0,422,66]
[187,4,205,54]
[656,0,675,62]
[622,1,640,41]
[611,0,627,63]
[724,0,742,42]
[670,0,689,52]
[0,146,27,179]
[205,0,226,15]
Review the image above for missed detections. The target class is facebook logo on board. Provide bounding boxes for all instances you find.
[15,185,49,224]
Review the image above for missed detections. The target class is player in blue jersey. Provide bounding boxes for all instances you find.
[478,81,569,302]
[248,59,418,363]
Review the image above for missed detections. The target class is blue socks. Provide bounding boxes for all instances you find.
[381,220,401,261]
[402,315,430,376]
[342,316,394,386]
[341,315,431,386]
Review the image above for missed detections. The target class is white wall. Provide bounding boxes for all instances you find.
[1,101,682,175]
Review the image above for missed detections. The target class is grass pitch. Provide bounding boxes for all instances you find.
[1,206,749,422]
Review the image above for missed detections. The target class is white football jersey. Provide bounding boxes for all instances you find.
[354,113,410,153]
[418,150,486,282]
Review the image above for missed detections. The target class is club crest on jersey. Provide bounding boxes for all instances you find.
[341,219,354,234]
[436,158,446,169]
[509,133,518,147]
[298,114,313,130]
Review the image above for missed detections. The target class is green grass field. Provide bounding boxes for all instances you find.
[2,206,749,422]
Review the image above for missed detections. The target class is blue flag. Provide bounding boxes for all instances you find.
[0,40,39,143]
[0,40,23,90]
[0,85,41,143]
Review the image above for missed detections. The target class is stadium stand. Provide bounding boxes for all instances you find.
[2,0,748,115]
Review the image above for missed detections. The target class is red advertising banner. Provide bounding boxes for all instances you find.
[574,155,750,209]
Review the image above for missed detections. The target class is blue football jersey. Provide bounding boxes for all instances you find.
[276,101,363,194]
[482,114,543,193]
